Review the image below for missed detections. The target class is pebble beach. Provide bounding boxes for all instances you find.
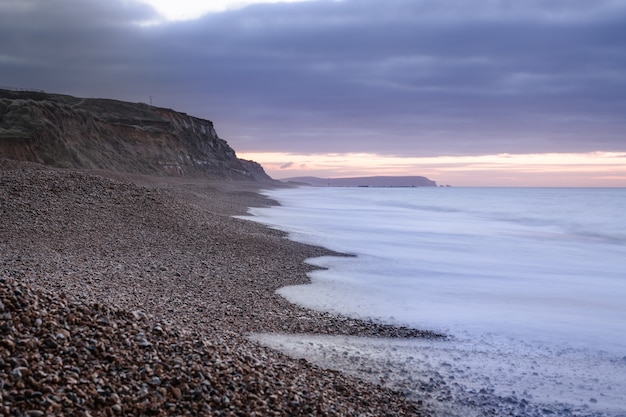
[0,160,435,416]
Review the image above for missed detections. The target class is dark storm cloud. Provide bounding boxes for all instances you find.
[1,0,625,156]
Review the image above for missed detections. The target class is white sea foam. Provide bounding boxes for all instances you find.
[240,187,626,415]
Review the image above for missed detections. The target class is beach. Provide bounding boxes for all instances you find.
[0,161,432,416]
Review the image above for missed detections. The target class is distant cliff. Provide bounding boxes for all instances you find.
[283,176,438,187]
[0,89,272,181]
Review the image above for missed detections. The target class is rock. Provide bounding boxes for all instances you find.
[55,329,70,339]
[0,165,432,417]
[0,277,422,416]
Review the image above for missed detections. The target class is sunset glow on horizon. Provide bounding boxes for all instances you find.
[237,151,626,187]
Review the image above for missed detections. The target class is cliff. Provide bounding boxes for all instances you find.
[0,89,272,181]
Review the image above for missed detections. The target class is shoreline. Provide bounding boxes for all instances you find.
[3,162,622,416]
[241,186,626,417]
[1,161,434,416]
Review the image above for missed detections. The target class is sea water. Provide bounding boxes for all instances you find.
[241,187,626,416]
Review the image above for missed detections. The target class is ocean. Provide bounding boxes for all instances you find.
[241,187,626,416]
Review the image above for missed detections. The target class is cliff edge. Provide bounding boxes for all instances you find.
[0,89,272,181]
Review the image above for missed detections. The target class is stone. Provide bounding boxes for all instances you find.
[0,165,429,417]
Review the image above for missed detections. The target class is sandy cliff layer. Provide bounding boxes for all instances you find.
[0,89,270,181]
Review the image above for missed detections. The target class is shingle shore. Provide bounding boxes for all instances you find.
[1,161,434,416]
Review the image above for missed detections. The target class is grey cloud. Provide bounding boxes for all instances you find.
[1,0,624,156]
[0,0,156,29]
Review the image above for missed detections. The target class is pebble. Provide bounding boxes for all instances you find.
[0,165,426,416]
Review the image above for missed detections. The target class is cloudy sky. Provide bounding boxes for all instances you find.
[1,0,625,186]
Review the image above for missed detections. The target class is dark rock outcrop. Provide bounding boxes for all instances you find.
[0,89,272,181]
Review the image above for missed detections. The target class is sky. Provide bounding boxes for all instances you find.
[1,0,625,186]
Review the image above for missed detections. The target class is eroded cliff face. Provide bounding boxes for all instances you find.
[0,89,272,181]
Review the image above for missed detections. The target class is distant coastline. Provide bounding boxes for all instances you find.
[281,175,440,187]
